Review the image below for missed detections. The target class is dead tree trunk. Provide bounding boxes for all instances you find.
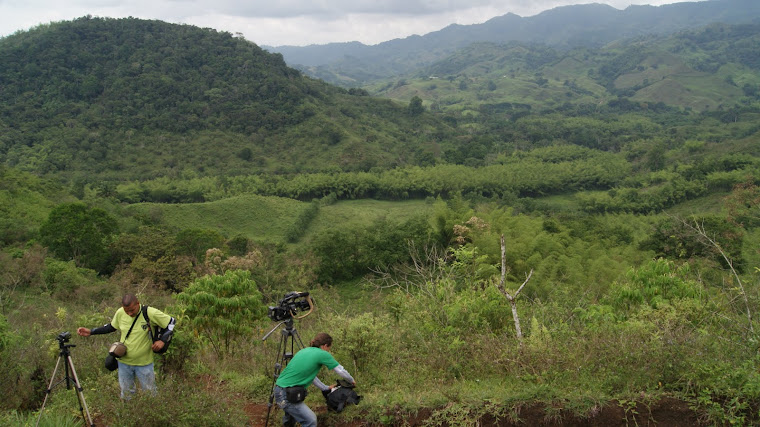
[494,234,533,344]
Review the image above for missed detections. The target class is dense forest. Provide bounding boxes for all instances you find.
[2,13,760,426]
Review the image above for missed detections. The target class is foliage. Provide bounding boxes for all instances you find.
[96,373,249,426]
[112,147,631,203]
[0,313,14,351]
[640,214,746,272]
[312,215,433,283]
[285,199,320,243]
[38,203,118,273]
[176,270,266,357]
[372,23,760,114]
[42,259,99,297]
[0,17,461,180]
[174,228,226,262]
[608,259,704,314]
[0,166,70,245]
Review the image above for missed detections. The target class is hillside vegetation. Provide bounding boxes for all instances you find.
[270,0,760,86]
[0,16,460,181]
[373,23,760,113]
[1,14,760,427]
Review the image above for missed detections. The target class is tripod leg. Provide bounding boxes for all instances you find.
[35,356,63,427]
[66,355,95,427]
[265,326,305,427]
[292,328,305,349]
[265,330,288,427]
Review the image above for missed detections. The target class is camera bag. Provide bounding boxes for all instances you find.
[104,354,118,371]
[325,380,361,413]
[285,386,308,403]
[141,305,172,354]
[104,312,140,371]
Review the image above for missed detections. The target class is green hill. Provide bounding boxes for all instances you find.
[372,23,760,113]
[0,17,460,181]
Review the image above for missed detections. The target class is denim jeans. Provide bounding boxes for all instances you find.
[274,385,317,427]
[117,361,156,399]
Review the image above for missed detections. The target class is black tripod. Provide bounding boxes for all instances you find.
[36,332,94,427]
[262,317,305,427]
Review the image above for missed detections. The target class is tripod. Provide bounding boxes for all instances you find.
[262,317,305,427]
[36,333,94,427]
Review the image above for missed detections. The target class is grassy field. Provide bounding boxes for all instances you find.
[125,196,435,244]
[125,194,307,242]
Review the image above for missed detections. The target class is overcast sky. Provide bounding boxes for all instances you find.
[0,0,705,47]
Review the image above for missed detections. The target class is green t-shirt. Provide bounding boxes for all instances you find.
[275,347,339,388]
[111,305,172,366]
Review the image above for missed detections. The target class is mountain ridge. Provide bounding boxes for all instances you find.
[265,0,760,85]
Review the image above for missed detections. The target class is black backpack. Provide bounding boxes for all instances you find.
[141,305,172,354]
[325,380,361,413]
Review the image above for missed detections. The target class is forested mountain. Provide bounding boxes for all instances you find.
[375,22,760,112]
[0,16,460,181]
[266,0,760,86]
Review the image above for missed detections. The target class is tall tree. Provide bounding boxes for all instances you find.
[39,203,118,273]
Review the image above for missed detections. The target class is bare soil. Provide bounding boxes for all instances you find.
[243,396,708,426]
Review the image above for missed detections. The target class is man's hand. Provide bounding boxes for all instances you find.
[151,340,165,352]
[77,327,91,337]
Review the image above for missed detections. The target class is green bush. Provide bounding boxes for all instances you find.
[39,203,118,273]
[176,270,266,357]
[42,259,98,297]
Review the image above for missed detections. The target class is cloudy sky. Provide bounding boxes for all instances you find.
[0,0,704,47]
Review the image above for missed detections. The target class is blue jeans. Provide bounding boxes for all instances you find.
[117,361,156,399]
[274,385,317,427]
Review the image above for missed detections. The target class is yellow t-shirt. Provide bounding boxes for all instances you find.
[111,305,172,366]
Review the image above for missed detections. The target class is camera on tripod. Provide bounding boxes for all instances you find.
[56,331,71,344]
[267,291,314,321]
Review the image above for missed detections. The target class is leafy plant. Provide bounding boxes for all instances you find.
[176,270,266,357]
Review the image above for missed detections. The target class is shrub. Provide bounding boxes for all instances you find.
[42,259,98,297]
[176,270,266,357]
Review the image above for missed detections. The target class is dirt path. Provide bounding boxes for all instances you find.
[243,397,706,426]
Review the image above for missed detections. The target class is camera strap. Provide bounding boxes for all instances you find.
[141,305,155,341]
[124,307,141,340]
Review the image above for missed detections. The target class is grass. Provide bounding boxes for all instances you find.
[127,196,435,245]
[126,194,307,242]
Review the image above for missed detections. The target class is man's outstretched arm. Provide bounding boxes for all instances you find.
[77,324,117,336]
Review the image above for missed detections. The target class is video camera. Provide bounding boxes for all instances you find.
[268,291,314,321]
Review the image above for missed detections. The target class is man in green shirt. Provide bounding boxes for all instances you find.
[274,332,355,427]
[77,294,175,399]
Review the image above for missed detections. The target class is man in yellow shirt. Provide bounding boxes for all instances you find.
[77,294,175,399]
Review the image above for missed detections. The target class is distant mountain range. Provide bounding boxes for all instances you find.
[264,0,760,85]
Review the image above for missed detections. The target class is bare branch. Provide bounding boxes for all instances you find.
[670,214,754,335]
[494,234,534,343]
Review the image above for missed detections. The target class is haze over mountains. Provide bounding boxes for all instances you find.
[264,0,760,85]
